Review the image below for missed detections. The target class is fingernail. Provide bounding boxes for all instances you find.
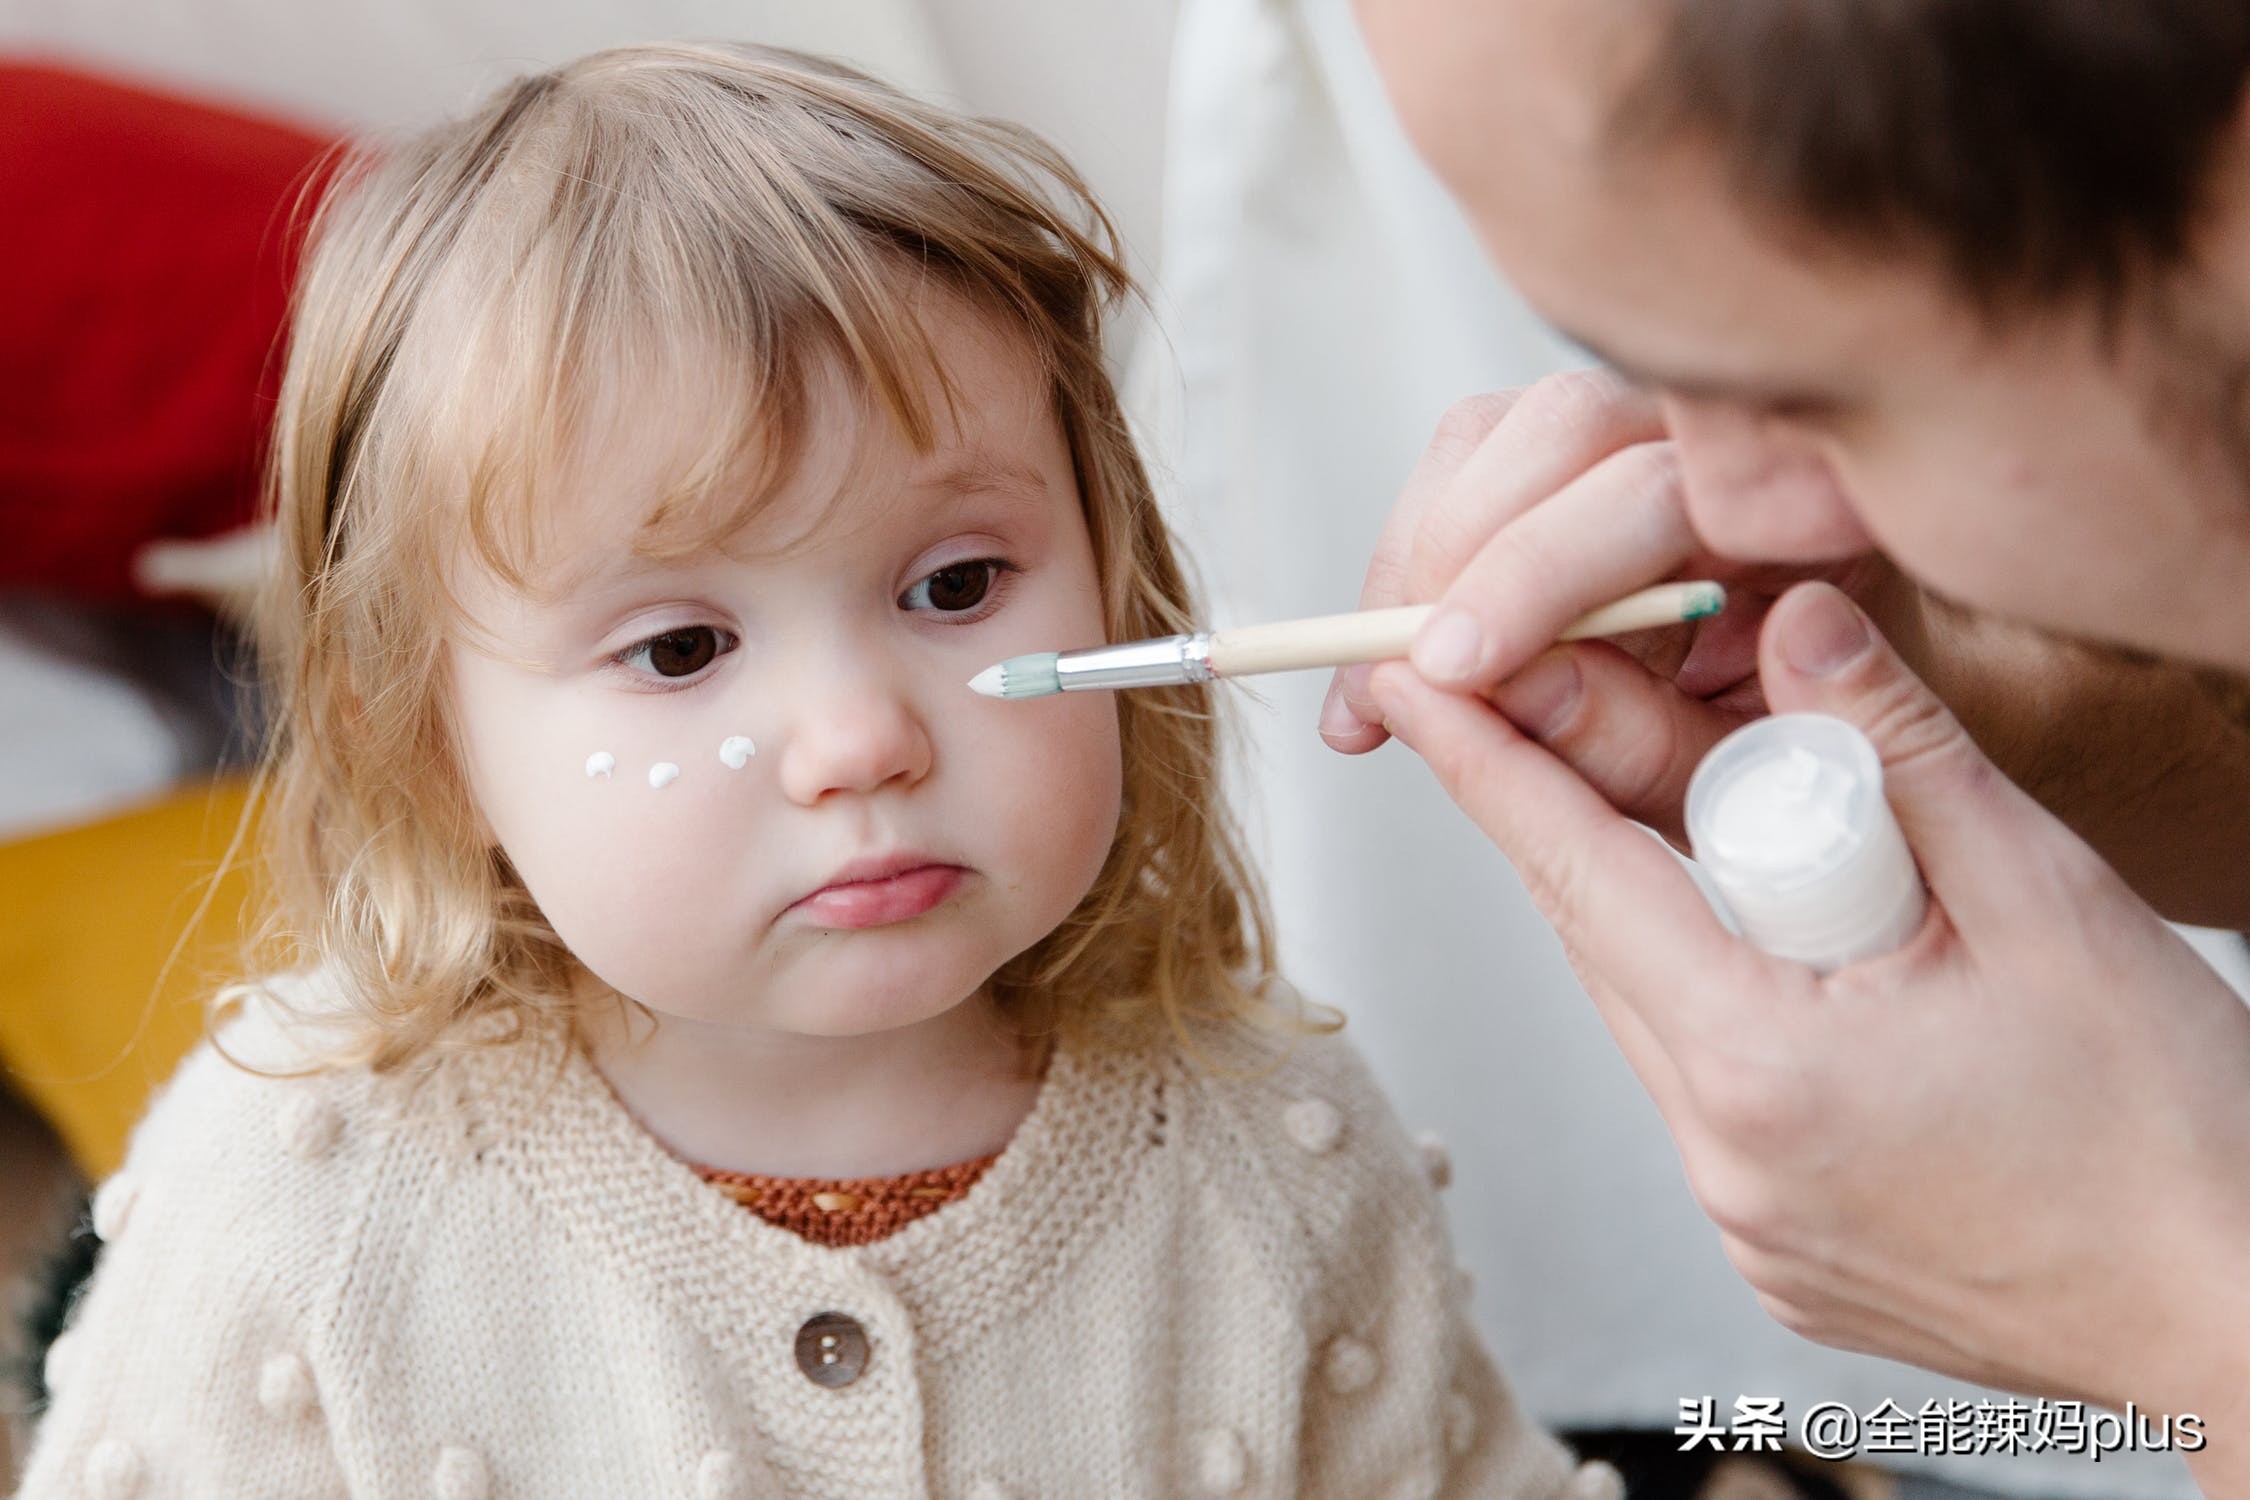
[1494,653,1580,740]
[1412,608,1485,683]
[1318,684,1359,739]
[1368,663,1413,735]
[1341,663,1374,706]
[1780,584,1874,677]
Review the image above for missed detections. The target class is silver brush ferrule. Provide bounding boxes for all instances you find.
[1054,633,1215,691]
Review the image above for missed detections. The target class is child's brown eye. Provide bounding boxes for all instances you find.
[904,561,1001,613]
[649,629,718,675]
[620,626,733,679]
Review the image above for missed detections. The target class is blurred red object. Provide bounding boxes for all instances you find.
[0,62,334,599]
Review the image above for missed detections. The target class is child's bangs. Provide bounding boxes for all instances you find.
[423,272,951,611]
[408,74,970,601]
[437,310,818,601]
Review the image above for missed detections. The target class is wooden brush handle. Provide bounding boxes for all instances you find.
[1211,607,1429,676]
[1206,582,1723,679]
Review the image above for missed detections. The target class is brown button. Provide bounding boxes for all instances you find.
[794,1312,870,1388]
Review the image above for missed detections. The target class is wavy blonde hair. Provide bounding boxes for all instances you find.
[228,41,1302,1071]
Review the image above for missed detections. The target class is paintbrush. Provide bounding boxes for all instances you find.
[968,580,1726,699]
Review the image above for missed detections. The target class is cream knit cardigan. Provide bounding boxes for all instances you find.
[19,990,1619,1500]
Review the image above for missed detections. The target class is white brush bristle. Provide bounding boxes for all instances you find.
[968,653,1062,700]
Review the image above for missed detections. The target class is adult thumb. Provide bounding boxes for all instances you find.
[1756,581,2064,940]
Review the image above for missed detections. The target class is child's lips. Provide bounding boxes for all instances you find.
[785,864,966,929]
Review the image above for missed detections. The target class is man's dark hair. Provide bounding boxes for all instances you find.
[1616,1,2250,313]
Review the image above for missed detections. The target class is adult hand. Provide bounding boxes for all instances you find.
[1368,583,2250,1459]
[1317,370,1897,847]
[1338,372,2250,1473]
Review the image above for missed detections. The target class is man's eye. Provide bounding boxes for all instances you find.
[616,626,735,679]
[902,560,1006,613]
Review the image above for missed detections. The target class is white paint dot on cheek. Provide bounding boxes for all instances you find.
[649,762,681,790]
[719,735,756,769]
[585,751,615,780]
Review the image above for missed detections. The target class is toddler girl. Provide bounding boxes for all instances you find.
[19,43,1612,1500]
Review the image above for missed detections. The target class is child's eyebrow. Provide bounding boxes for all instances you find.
[552,448,1055,597]
[914,450,1052,511]
[569,549,687,591]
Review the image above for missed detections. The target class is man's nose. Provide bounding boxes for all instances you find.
[1662,394,1873,564]
[774,666,935,807]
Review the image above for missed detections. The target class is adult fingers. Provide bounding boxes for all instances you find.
[1490,641,1757,845]
[1327,371,1664,750]
[1369,659,1774,1047]
[1322,391,1523,754]
[1409,437,1701,692]
[1754,582,2095,943]
[1401,368,1666,604]
[1366,391,1525,612]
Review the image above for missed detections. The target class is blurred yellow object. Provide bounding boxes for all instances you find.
[0,777,261,1178]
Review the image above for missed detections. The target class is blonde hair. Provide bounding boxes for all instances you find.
[232,41,1300,1070]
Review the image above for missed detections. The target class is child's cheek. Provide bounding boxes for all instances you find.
[968,685,1122,916]
[456,674,771,1009]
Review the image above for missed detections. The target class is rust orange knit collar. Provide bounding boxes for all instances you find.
[690,1152,1000,1247]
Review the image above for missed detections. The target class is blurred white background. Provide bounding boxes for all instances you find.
[2,2,2235,1494]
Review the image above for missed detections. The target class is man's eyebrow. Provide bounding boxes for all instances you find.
[1552,325,1710,396]
[1553,325,1836,408]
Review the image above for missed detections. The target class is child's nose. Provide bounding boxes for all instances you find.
[775,677,934,807]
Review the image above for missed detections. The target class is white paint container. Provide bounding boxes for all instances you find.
[1685,714,1926,973]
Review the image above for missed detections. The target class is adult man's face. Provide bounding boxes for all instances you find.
[1356,0,2250,673]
